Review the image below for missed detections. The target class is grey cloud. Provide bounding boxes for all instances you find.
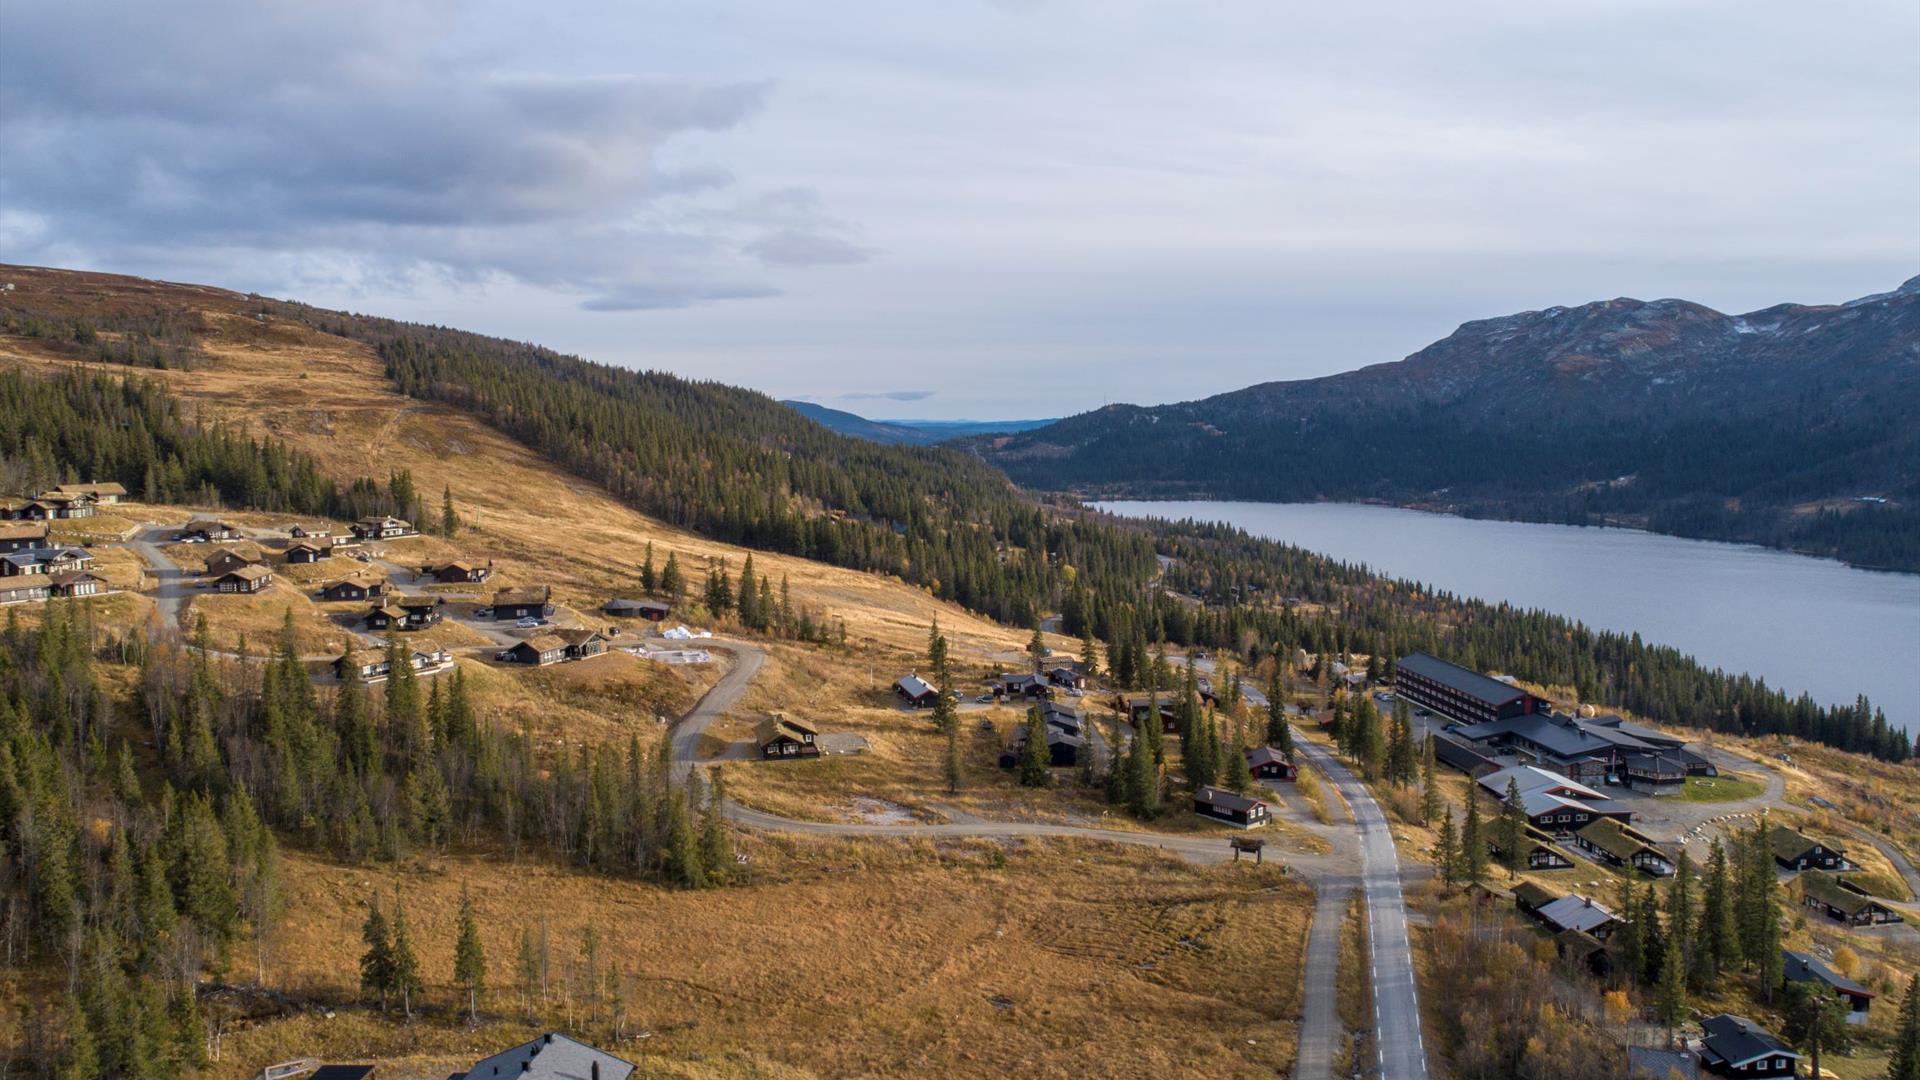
[0,1,852,310]
[744,231,872,266]
[842,390,935,402]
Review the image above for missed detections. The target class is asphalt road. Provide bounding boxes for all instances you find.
[1294,737,1429,1080]
[129,525,193,631]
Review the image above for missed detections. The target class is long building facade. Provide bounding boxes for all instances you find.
[1395,652,1547,725]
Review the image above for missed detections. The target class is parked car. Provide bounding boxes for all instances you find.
[494,650,513,661]
[515,616,541,628]
[1065,687,1083,697]
[975,694,994,704]
[473,607,492,619]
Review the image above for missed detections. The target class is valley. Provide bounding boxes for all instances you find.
[1,265,1917,1080]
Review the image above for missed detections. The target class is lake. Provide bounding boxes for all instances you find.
[1093,500,1920,728]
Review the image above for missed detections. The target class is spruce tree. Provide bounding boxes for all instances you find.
[359,896,394,1011]
[1018,706,1052,787]
[390,894,422,1019]
[440,485,459,537]
[1889,974,1920,1080]
[1225,728,1253,794]
[666,787,707,888]
[660,551,684,600]
[1125,732,1160,819]
[1697,840,1736,985]
[639,541,656,593]
[1418,735,1440,826]
[1653,932,1687,1031]
[1435,811,1458,888]
[517,926,540,1021]
[700,767,733,883]
[1461,791,1486,887]
[453,883,485,1022]
[1496,778,1527,871]
[1266,666,1291,754]
[1611,878,1645,989]
[945,716,963,795]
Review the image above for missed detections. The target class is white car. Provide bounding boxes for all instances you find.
[515,616,541,628]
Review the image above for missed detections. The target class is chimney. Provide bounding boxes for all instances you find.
[1583,896,1592,907]
[592,1066,601,1080]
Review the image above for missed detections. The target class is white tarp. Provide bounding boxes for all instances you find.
[661,625,713,640]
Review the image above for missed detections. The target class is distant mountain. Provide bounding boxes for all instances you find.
[782,400,1054,445]
[973,276,1920,571]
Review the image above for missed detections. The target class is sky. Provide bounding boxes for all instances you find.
[4,1,1917,419]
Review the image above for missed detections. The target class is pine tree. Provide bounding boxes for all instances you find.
[1018,706,1052,787]
[1187,714,1218,791]
[390,894,422,1019]
[56,993,98,1080]
[359,896,394,1011]
[1027,621,1047,673]
[1698,838,1739,984]
[1103,720,1128,805]
[440,485,459,537]
[639,541,656,593]
[736,554,759,629]
[453,883,485,1022]
[1889,974,1920,1080]
[1079,630,1099,681]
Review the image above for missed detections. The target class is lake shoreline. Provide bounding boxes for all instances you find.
[1065,489,1917,576]
[1093,498,1920,728]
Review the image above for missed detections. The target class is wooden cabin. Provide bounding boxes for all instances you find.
[1783,949,1874,1024]
[1246,745,1296,781]
[350,515,414,540]
[319,578,387,603]
[204,549,263,578]
[502,635,567,666]
[1572,818,1674,877]
[49,482,126,505]
[757,715,821,759]
[1192,786,1272,829]
[212,565,274,593]
[603,598,671,621]
[492,586,555,620]
[0,522,48,553]
[179,518,241,542]
[557,628,606,660]
[893,674,939,708]
[1697,1014,1799,1079]
[1769,826,1852,872]
[285,541,331,564]
[49,572,105,598]
[1801,872,1902,926]
[365,599,440,632]
[424,561,491,584]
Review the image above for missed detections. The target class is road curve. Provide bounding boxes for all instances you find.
[1293,738,1429,1080]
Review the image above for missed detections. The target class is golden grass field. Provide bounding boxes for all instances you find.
[222,836,1312,1080]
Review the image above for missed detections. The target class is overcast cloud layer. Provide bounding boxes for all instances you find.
[4,0,1916,417]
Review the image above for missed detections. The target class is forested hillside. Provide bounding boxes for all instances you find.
[975,278,1920,571]
[0,265,1905,763]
